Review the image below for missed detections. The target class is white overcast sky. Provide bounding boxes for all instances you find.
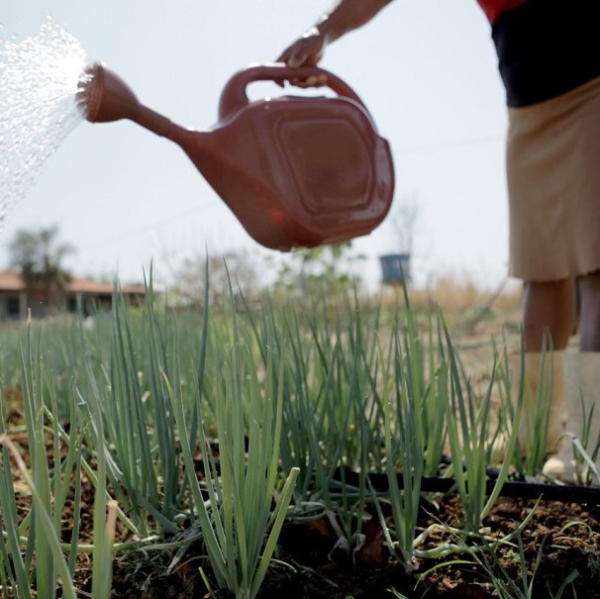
[1,0,511,291]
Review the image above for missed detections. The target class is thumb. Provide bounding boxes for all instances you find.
[288,49,307,69]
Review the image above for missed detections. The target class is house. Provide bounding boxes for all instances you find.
[0,270,147,321]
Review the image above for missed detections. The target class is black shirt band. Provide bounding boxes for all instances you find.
[492,0,600,107]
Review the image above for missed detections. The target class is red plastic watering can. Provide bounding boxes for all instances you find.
[81,63,395,251]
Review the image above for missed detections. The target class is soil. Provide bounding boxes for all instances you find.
[5,423,599,599]
[104,491,600,598]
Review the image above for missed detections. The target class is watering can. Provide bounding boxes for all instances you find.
[80,63,395,251]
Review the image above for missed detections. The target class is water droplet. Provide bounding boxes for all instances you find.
[0,18,89,231]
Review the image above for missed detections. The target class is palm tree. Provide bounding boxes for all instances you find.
[8,225,75,316]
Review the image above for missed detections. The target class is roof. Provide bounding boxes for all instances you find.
[67,276,147,295]
[0,270,146,296]
[0,270,24,291]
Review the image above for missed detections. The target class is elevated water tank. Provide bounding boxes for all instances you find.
[379,253,411,284]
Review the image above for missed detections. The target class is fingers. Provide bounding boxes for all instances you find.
[274,30,327,87]
[276,43,315,69]
[289,73,328,88]
[287,48,310,69]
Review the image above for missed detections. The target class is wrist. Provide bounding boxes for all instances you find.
[314,17,338,45]
[315,0,392,44]
[303,25,329,45]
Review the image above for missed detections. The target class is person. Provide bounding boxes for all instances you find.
[277,0,600,482]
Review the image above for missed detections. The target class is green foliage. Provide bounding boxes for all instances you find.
[7,224,75,316]
[165,270,299,599]
[0,271,578,598]
[268,241,365,298]
[170,250,261,308]
[468,529,579,599]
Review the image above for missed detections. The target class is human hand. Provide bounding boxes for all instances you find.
[275,27,328,87]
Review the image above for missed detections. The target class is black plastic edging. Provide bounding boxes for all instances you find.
[335,469,600,507]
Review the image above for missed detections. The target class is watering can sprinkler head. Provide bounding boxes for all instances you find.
[79,62,138,123]
[78,62,176,138]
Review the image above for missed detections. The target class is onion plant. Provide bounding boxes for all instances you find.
[0,321,119,599]
[442,325,523,534]
[565,430,600,486]
[469,529,579,599]
[388,291,447,478]
[247,290,387,555]
[167,277,299,599]
[0,432,119,599]
[375,326,424,573]
[373,295,446,572]
[75,282,185,536]
[17,323,76,597]
[554,379,600,485]
[518,347,554,475]
[0,415,35,598]
[90,393,117,599]
[494,336,556,476]
[271,303,337,505]
[0,434,78,599]
[307,291,378,553]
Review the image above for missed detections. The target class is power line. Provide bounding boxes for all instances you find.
[395,134,503,155]
[79,201,215,253]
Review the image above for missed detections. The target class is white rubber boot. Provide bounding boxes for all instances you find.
[543,352,600,484]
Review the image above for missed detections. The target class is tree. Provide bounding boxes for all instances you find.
[269,241,366,298]
[389,192,419,256]
[8,224,75,315]
[170,250,261,308]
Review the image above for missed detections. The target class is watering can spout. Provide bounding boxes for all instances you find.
[79,62,181,140]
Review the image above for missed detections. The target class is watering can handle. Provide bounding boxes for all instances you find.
[218,63,372,122]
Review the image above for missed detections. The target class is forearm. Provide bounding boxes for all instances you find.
[277,0,392,71]
[314,0,394,44]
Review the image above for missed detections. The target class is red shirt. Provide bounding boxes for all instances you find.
[476,0,528,23]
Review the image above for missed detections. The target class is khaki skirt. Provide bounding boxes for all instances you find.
[507,75,600,282]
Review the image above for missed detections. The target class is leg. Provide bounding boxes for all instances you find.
[578,270,600,351]
[522,278,577,352]
[515,279,575,464]
[490,278,575,462]
[543,270,600,481]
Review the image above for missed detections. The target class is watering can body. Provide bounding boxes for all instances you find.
[182,65,395,250]
[82,63,395,251]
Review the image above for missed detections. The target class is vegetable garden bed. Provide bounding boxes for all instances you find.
[1,285,599,598]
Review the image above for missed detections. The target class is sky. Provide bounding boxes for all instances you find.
[1,0,513,292]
